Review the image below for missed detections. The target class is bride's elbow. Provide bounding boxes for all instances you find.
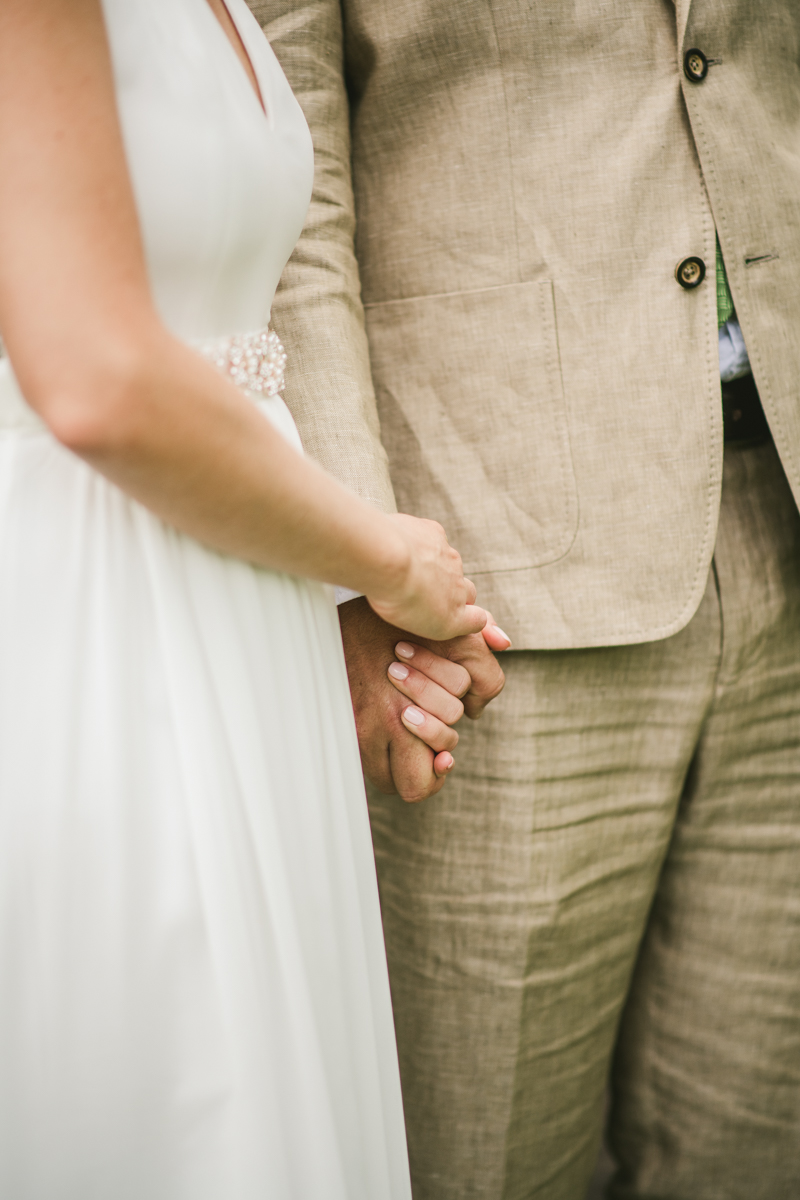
[45,388,132,456]
[28,339,151,456]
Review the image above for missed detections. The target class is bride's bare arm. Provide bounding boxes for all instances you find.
[0,0,485,641]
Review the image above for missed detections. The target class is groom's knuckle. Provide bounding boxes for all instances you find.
[476,665,504,699]
[486,668,506,699]
[400,775,434,804]
[440,727,459,751]
[451,664,471,696]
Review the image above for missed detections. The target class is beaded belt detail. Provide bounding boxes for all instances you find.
[194,326,287,397]
[0,326,288,434]
[0,326,287,398]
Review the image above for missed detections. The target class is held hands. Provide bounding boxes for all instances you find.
[387,614,511,770]
[344,514,509,802]
[365,513,488,641]
[339,598,510,805]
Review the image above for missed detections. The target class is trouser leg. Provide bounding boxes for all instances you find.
[609,439,800,1199]
[368,584,722,1199]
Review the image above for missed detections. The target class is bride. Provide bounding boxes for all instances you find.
[0,0,488,1195]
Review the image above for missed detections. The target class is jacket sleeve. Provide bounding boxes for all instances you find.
[246,0,396,513]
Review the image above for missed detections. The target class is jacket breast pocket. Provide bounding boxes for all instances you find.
[364,280,578,574]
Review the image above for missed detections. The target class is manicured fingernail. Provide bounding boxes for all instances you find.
[388,662,409,681]
[493,624,511,644]
[441,754,454,771]
[403,706,425,727]
[396,642,415,659]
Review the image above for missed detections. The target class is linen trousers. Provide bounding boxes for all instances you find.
[368,437,800,1200]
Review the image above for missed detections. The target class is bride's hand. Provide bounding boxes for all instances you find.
[366,513,488,641]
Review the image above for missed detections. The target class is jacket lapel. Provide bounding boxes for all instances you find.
[674,0,694,48]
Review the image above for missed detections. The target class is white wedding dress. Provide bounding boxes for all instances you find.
[0,1,411,1197]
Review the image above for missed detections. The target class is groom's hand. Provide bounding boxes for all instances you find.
[338,597,507,804]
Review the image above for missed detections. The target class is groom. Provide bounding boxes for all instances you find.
[249,2,800,1197]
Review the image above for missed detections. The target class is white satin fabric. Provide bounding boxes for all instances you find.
[0,1,411,1196]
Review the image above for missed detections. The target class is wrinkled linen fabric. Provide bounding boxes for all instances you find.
[254,0,800,650]
[368,439,800,1200]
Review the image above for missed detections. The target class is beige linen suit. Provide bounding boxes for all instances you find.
[248,2,800,1197]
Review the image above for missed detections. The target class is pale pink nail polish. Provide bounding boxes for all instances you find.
[403,706,425,727]
[493,625,511,644]
[388,662,409,681]
[396,642,415,659]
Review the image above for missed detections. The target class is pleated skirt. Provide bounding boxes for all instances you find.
[0,363,411,1200]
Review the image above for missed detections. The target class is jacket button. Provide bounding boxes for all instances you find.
[683,48,709,81]
[675,256,706,289]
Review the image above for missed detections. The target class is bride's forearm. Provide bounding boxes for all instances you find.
[0,0,483,646]
[0,2,406,601]
[46,326,411,597]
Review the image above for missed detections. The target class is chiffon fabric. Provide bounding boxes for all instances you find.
[0,0,410,1195]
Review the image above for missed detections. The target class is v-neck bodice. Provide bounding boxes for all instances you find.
[100,0,314,342]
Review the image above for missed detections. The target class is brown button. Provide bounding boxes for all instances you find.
[676,256,706,289]
[684,49,709,82]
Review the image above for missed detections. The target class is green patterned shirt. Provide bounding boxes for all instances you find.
[716,236,734,327]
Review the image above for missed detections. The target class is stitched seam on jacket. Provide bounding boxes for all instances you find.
[363,279,545,308]
[538,280,580,565]
[485,0,524,286]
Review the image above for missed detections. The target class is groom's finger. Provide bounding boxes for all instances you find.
[421,629,506,720]
[433,750,455,778]
[386,729,448,804]
[337,596,457,803]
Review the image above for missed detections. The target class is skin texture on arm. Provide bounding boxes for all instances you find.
[0,0,486,644]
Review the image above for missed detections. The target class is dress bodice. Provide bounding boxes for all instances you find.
[100,0,313,342]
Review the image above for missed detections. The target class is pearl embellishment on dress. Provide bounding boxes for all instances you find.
[195,326,287,397]
[0,328,288,402]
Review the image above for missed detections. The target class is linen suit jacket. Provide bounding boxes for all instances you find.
[247,0,800,649]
